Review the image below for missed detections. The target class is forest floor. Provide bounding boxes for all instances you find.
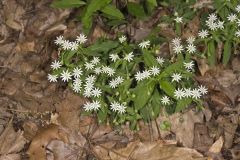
[0,0,240,160]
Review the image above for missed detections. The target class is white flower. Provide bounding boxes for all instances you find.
[135,71,144,81]
[48,74,58,82]
[83,102,92,111]
[227,13,237,22]
[139,40,150,49]
[83,89,92,98]
[73,78,82,86]
[92,100,101,111]
[72,67,83,78]
[161,96,170,105]
[171,73,182,82]
[184,61,194,70]
[117,103,126,114]
[142,70,151,79]
[92,88,102,97]
[173,45,184,54]
[116,76,124,84]
[60,70,72,82]
[84,62,94,70]
[237,19,240,26]
[156,57,165,65]
[198,85,208,95]
[91,57,100,65]
[198,30,209,39]
[150,66,160,76]
[119,35,127,43]
[184,88,193,98]
[109,76,124,88]
[207,20,218,30]
[124,52,134,62]
[174,88,186,99]
[208,13,217,21]
[86,75,96,84]
[62,40,72,50]
[174,16,183,23]
[70,41,78,51]
[186,36,195,44]
[109,54,119,62]
[72,84,81,93]
[54,35,64,45]
[236,30,240,37]
[94,67,102,74]
[110,101,119,112]
[106,67,115,76]
[236,5,240,13]
[186,44,196,53]
[172,37,181,46]
[76,33,87,44]
[191,88,201,99]
[51,60,62,70]
[217,20,224,29]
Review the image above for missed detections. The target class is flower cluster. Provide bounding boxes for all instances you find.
[171,36,196,55]
[48,33,208,127]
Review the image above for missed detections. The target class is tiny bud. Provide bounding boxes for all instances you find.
[132,94,136,98]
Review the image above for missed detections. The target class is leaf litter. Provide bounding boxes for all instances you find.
[0,0,240,159]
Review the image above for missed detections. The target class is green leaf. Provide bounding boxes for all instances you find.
[88,40,119,52]
[146,0,157,14]
[207,40,216,66]
[158,62,182,78]
[134,81,155,110]
[101,4,124,19]
[51,0,86,8]
[151,89,161,118]
[222,40,232,66]
[143,50,158,67]
[159,80,175,98]
[82,0,112,33]
[175,98,192,112]
[127,2,146,18]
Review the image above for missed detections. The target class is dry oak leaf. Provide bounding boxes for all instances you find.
[0,119,27,160]
[27,124,69,160]
[107,140,206,160]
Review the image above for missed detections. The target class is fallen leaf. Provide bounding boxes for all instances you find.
[209,136,224,153]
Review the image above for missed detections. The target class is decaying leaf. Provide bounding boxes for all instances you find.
[0,119,27,160]
[104,140,206,160]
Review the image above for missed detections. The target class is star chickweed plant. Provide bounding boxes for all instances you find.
[197,2,240,66]
[48,33,207,129]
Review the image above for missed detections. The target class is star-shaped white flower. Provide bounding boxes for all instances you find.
[236,5,240,13]
[92,87,102,97]
[198,30,209,39]
[86,75,96,84]
[208,13,217,22]
[217,20,224,29]
[161,96,170,105]
[172,37,181,46]
[84,62,94,70]
[171,73,182,82]
[150,66,160,76]
[48,74,58,82]
[62,40,72,50]
[76,33,87,44]
[91,100,101,111]
[186,44,196,53]
[198,85,208,95]
[51,60,62,70]
[109,54,119,62]
[173,45,184,54]
[72,67,83,78]
[60,70,72,82]
[117,104,126,114]
[54,35,64,45]
[186,36,195,44]
[236,30,240,37]
[110,101,120,112]
[91,57,100,65]
[83,102,92,111]
[174,88,186,99]
[227,13,237,22]
[156,57,164,65]
[207,21,218,30]
[191,88,201,99]
[135,71,144,81]
[237,19,240,26]
[184,61,194,71]
[94,67,102,74]
[70,41,78,51]
[124,52,134,62]
[174,16,183,23]
[139,40,150,49]
[184,88,193,98]
[72,84,81,93]
[119,35,127,43]
[106,68,115,76]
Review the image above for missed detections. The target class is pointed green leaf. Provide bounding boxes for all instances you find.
[51,0,86,8]
[127,2,146,18]
[101,4,124,19]
[175,98,192,112]
[208,40,216,66]
[143,50,158,67]
[159,80,175,98]
[222,40,232,66]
